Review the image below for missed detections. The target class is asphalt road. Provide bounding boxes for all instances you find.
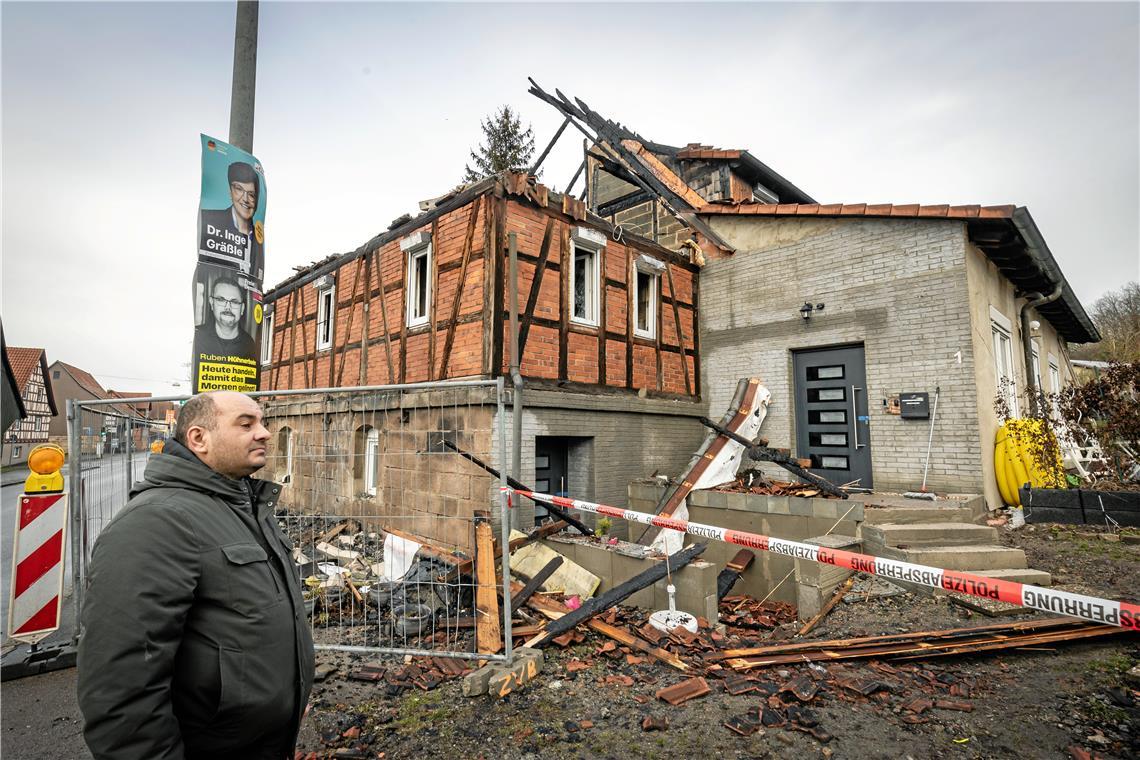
[2,452,146,642]
[1,453,147,760]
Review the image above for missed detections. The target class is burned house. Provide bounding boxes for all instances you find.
[534,83,1099,514]
[260,173,706,551]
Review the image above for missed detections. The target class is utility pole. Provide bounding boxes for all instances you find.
[228,1,258,153]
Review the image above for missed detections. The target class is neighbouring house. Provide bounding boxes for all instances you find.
[260,172,707,551]
[2,323,27,434]
[3,346,58,466]
[540,84,1099,513]
[48,361,114,456]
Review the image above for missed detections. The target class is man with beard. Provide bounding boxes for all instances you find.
[78,391,315,759]
[195,275,255,359]
[199,161,264,281]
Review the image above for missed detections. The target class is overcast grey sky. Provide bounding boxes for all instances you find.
[2,1,1137,396]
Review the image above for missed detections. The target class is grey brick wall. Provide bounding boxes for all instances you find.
[700,216,985,495]
[489,389,708,536]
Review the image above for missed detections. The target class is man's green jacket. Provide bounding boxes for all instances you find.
[78,440,315,759]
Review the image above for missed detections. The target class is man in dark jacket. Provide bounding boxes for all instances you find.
[78,391,314,760]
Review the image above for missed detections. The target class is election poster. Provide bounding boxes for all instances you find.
[193,135,266,393]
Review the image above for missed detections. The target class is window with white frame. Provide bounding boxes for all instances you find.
[1048,354,1061,393]
[353,425,380,497]
[260,309,274,366]
[316,283,335,351]
[991,308,1018,418]
[1031,341,1043,391]
[364,428,380,496]
[633,255,664,339]
[276,426,294,484]
[570,227,606,326]
[402,232,432,328]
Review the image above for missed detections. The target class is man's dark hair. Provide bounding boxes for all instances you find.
[174,394,218,445]
[227,161,258,192]
[211,274,243,298]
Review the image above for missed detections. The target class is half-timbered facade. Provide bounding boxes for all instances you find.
[3,347,57,465]
[261,173,707,551]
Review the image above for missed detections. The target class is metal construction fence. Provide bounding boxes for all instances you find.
[67,379,515,662]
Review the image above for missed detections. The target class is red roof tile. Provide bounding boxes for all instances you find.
[6,347,44,393]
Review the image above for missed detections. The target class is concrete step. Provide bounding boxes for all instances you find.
[862,503,979,525]
[969,567,1053,586]
[877,544,1028,571]
[862,522,998,549]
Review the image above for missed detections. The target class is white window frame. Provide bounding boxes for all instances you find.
[1030,340,1042,392]
[570,227,606,327]
[402,232,433,328]
[260,308,274,366]
[1048,354,1061,393]
[277,427,294,484]
[12,445,21,460]
[364,428,380,496]
[991,309,1018,418]
[316,284,335,351]
[633,255,664,340]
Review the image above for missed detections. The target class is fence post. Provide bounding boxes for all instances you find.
[497,377,513,663]
[67,400,84,644]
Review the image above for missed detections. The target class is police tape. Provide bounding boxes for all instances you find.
[507,487,1140,632]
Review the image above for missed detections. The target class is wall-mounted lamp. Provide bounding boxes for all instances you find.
[800,302,825,320]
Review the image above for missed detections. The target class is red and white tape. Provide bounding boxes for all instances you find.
[507,488,1139,632]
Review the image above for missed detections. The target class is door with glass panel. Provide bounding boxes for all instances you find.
[792,345,873,488]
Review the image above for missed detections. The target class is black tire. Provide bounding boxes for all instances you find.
[391,603,434,638]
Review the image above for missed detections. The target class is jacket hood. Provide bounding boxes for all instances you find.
[131,438,256,504]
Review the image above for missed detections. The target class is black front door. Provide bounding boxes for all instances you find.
[793,345,873,489]
[534,437,570,520]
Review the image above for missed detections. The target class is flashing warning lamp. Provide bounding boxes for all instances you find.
[24,443,65,493]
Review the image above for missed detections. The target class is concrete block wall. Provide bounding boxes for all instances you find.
[496,389,708,537]
[701,216,985,495]
[543,536,719,622]
[264,391,498,554]
[628,482,863,606]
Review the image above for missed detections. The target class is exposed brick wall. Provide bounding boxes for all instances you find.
[701,216,985,495]
[265,198,490,390]
[265,390,499,554]
[265,191,699,399]
[500,199,698,397]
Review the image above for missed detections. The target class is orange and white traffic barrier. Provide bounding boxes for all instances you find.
[8,492,69,643]
[509,488,1140,632]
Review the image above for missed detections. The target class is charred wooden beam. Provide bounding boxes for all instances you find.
[716,549,755,601]
[696,415,849,499]
[510,555,564,611]
[530,115,572,176]
[438,438,592,536]
[534,542,707,646]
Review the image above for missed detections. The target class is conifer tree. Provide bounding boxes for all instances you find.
[463,106,536,183]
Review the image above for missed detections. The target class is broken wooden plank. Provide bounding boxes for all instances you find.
[474,512,502,655]
[534,542,707,646]
[797,575,857,637]
[512,580,688,671]
[716,549,755,601]
[697,414,848,499]
[634,378,765,544]
[510,555,564,611]
[381,525,467,567]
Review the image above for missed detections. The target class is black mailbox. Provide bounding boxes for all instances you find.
[899,392,930,419]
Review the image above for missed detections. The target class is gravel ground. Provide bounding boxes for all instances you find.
[296,523,1140,760]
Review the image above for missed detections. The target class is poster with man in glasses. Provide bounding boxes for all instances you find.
[193,135,266,392]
